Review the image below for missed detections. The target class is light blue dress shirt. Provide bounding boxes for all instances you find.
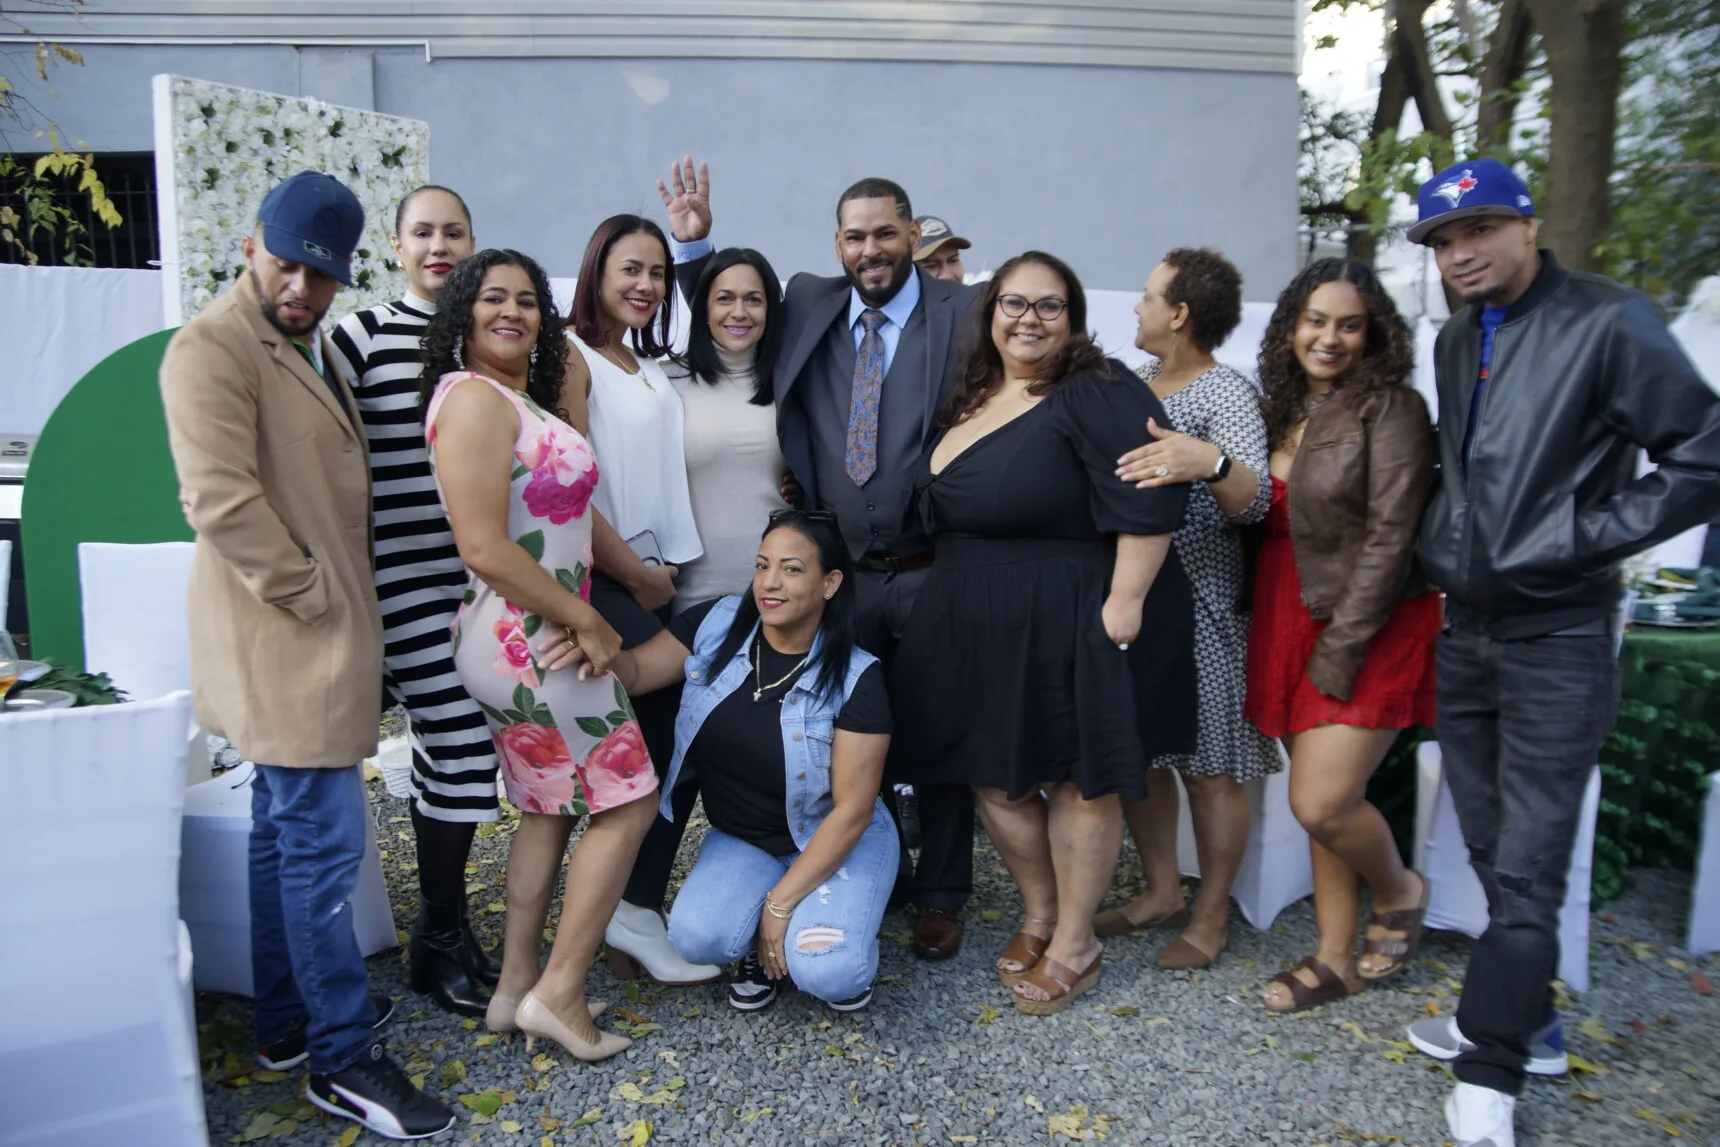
[672,234,922,375]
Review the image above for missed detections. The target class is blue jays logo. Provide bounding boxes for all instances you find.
[1433,170,1480,208]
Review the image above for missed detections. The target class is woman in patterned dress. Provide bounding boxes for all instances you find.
[422,249,659,1064]
[1100,249,1279,970]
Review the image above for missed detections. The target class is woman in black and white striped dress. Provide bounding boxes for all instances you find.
[329,185,497,1017]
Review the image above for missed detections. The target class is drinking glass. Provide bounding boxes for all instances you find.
[0,631,19,703]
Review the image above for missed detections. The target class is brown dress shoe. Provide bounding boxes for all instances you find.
[912,909,964,960]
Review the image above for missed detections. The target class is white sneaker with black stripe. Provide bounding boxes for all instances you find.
[306,1042,455,1140]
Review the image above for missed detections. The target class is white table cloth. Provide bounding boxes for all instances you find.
[1688,772,1720,956]
[1170,745,1314,931]
[0,691,208,1147]
[1413,741,1600,991]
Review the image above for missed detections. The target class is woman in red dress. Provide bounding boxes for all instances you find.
[1244,258,1438,1014]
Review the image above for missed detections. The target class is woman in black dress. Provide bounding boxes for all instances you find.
[890,251,1195,1014]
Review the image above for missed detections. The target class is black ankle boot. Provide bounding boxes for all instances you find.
[408,898,490,1017]
[459,893,501,988]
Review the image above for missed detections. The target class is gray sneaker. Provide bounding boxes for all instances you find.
[1407,1013,1568,1076]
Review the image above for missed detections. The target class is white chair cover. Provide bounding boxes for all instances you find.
[1171,744,1315,931]
[0,538,11,629]
[78,541,197,705]
[180,763,398,996]
[1413,741,1599,991]
[0,692,209,1147]
[1687,773,1720,956]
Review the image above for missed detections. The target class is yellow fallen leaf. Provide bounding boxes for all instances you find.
[1024,1094,1045,1112]
[541,1139,554,1147]
[1579,1017,1612,1043]
[474,1033,499,1048]
[1573,1090,1605,1102]
[618,1118,651,1146]
[1569,1054,1609,1075]
[569,1106,603,1128]
[1424,999,1442,1016]
[1381,1048,1407,1065]
[461,1018,478,1031]
[980,909,1002,923]
[486,901,507,914]
[498,1120,523,1133]
[251,1069,287,1083]
[337,1126,360,1147]
[657,1049,681,1069]
[951,1137,978,1144]
[1668,957,1690,972]
[974,1002,1002,1025]
[539,1116,562,1131]
[531,1052,554,1073]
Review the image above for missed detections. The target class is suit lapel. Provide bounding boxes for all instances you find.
[920,270,957,437]
[781,276,850,404]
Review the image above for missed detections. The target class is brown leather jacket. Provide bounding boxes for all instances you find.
[1288,383,1434,700]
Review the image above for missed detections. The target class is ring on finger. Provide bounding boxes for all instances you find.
[1154,466,1170,478]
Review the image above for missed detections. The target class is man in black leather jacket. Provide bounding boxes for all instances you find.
[1408,158,1720,1147]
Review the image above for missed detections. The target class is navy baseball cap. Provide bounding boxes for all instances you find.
[256,171,365,284]
[1408,158,1535,245]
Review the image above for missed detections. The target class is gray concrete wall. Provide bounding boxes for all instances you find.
[16,46,1300,295]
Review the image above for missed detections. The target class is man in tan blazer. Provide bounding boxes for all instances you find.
[160,171,452,1140]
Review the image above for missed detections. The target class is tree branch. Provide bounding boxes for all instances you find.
[1476,0,1534,151]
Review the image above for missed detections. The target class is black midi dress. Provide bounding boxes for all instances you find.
[888,362,1197,801]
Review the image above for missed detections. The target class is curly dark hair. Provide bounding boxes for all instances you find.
[1258,257,1414,450]
[1161,247,1243,353]
[418,249,570,423]
[941,251,1114,426]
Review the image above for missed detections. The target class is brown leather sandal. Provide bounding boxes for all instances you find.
[1012,950,1103,1016]
[1359,871,1430,981]
[1093,903,1190,939]
[1157,932,1225,971]
[1264,956,1364,1015]
[996,918,1055,988]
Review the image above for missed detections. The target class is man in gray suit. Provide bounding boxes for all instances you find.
[661,158,979,959]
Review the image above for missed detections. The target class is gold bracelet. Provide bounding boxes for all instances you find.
[763,896,793,919]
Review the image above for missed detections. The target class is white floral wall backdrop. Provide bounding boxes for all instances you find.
[150,74,429,326]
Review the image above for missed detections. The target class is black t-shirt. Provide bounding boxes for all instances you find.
[667,600,891,856]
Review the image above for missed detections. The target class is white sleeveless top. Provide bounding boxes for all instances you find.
[573,335,704,564]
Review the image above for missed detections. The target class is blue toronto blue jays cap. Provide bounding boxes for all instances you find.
[256,170,364,284]
[1408,157,1535,245]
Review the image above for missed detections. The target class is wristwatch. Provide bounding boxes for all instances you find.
[1210,453,1233,481]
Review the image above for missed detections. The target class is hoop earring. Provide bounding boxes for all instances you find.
[452,334,465,370]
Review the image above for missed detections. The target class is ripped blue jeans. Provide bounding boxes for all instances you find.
[668,806,897,1003]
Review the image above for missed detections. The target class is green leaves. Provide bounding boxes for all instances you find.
[524,613,543,638]
[512,463,530,481]
[517,530,545,561]
[576,716,611,739]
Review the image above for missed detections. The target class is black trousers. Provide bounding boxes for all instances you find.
[855,566,975,914]
[1436,624,1619,1096]
[590,572,688,912]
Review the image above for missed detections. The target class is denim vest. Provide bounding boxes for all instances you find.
[660,595,883,851]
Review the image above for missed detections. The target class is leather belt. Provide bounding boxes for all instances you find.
[854,550,934,574]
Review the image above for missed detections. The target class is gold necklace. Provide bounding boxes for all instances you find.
[753,632,810,702]
[598,342,654,391]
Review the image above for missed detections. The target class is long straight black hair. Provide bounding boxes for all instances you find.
[705,511,860,703]
[682,246,783,406]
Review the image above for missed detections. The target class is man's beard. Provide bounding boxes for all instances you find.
[251,270,325,337]
[846,252,914,308]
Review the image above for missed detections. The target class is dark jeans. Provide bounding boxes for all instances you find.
[249,764,377,1075]
[1436,624,1619,1095]
[856,566,975,914]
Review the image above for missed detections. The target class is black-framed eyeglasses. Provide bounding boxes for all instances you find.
[996,294,1068,321]
[768,508,837,525]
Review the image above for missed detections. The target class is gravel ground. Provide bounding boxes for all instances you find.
[198,775,1720,1146]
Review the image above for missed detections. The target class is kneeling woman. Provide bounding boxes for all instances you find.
[564,510,897,1012]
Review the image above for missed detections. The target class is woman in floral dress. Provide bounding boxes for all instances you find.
[422,249,658,1065]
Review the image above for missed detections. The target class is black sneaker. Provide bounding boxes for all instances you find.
[728,951,778,1012]
[307,1042,455,1140]
[827,984,874,1013]
[257,991,398,1070]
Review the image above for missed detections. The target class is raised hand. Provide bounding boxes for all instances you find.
[1116,417,1222,489]
[656,155,712,243]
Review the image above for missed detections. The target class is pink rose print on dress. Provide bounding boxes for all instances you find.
[580,720,655,811]
[494,723,579,814]
[516,430,600,525]
[491,604,541,687]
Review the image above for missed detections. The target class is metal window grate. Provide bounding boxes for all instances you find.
[0,150,159,269]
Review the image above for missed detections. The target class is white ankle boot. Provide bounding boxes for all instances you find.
[1446,1082,1516,1147]
[604,901,721,985]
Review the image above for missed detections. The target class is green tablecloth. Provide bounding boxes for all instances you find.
[1595,628,1720,899]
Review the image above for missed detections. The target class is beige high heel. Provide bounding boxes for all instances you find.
[517,992,631,1062]
[487,994,606,1034]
